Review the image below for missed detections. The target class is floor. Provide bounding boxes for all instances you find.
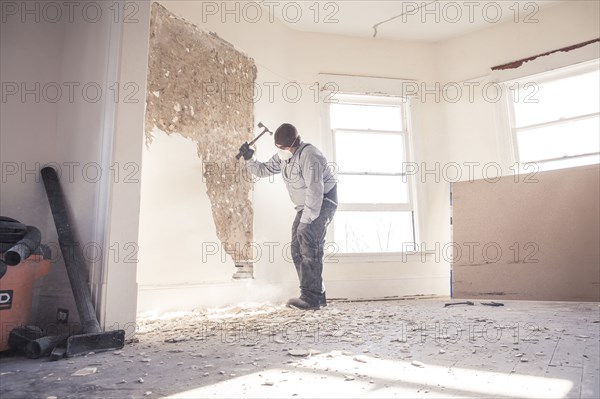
[0,299,598,399]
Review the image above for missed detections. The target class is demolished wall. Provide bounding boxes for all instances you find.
[145,3,256,276]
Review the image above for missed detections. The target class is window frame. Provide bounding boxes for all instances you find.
[326,93,418,255]
[504,60,600,170]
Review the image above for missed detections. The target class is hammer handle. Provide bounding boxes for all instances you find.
[236,123,272,160]
[249,128,271,146]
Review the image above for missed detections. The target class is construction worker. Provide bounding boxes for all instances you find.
[239,123,338,310]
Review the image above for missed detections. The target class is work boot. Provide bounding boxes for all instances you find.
[319,292,327,307]
[286,297,320,310]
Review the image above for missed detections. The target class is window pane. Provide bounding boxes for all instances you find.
[517,116,600,162]
[335,132,404,173]
[338,175,409,204]
[330,103,402,131]
[334,211,414,253]
[512,70,600,128]
[524,154,600,173]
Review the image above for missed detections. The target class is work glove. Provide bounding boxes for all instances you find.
[238,142,255,161]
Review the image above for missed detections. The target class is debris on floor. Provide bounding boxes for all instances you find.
[71,367,97,377]
[1,299,598,399]
[444,301,475,307]
[481,302,505,307]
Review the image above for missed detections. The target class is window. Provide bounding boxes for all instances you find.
[507,61,600,171]
[329,95,416,253]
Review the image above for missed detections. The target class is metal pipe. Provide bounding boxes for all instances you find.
[41,166,101,334]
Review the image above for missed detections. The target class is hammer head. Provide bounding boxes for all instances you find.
[257,122,273,135]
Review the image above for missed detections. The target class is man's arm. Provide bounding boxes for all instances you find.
[300,149,326,224]
[246,154,282,177]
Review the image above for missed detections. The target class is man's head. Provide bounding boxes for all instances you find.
[274,123,300,150]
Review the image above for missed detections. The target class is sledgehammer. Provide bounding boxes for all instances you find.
[235,122,273,159]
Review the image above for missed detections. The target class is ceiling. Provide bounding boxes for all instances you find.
[272,0,561,42]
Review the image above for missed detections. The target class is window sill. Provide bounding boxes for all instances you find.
[325,251,437,263]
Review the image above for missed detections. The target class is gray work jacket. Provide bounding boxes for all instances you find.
[246,142,337,224]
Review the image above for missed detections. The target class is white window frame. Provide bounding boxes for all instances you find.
[325,93,419,255]
[503,60,600,170]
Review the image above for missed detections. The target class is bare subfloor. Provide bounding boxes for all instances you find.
[1,299,599,399]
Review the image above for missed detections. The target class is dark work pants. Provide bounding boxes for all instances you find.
[290,197,337,305]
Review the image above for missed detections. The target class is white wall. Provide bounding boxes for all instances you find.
[1,9,70,327]
[438,1,600,83]
[45,1,117,328]
[100,2,150,332]
[1,1,149,332]
[0,13,62,221]
[438,0,600,175]
[138,131,234,287]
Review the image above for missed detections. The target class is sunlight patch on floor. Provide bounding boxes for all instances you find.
[166,351,573,398]
[295,352,574,398]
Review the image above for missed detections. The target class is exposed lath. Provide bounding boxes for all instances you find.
[491,38,600,70]
[145,3,256,278]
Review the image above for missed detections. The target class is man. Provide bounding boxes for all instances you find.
[239,123,338,310]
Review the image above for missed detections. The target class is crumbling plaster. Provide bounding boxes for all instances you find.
[145,3,256,273]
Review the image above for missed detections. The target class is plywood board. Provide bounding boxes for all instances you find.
[452,164,600,301]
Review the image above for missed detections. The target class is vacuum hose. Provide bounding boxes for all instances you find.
[3,226,42,266]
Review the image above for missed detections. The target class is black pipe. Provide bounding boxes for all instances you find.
[0,216,20,223]
[0,243,51,260]
[41,167,101,334]
[25,334,69,359]
[3,226,42,266]
[0,219,28,243]
[36,244,52,260]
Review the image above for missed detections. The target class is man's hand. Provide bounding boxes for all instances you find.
[238,142,255,161]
